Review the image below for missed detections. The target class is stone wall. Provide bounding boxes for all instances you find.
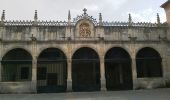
[0,21,169,93]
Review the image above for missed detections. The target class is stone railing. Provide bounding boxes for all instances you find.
[37,21,69,26]
[0,20,165,27]
[4,20,33,26]
[102,21,159,27]
[131,22,158,27]
[2,20,75,26]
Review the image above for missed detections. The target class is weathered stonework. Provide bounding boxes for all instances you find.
[0,1,170,93]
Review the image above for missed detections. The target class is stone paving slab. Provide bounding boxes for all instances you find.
[0,88,170,100]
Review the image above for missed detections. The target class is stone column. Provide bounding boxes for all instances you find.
[99,36,106,91]
[66,37,72,92]
[0,62,1,81]
[0,25,4,82]
[131,53,137,89]
[0,42,2,81]
[31,36,37,93]
[100,57,106,91]
[31,56,37,92]
[0,36,2,81]
[67,59,72,92]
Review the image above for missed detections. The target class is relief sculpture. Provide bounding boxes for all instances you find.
[79,23,91,37]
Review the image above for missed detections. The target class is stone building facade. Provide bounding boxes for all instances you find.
[0,1,170,93]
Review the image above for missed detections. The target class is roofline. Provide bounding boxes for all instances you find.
[161,0,170,8]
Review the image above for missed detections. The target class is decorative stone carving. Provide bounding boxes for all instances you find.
[73,8,98,26]
[79,23,91,37]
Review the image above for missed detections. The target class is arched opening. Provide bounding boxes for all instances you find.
[136,47,162,78]
[72,47,100,92]
[105,47,133,90]
[37,48,67,93]
[1,48,32,82]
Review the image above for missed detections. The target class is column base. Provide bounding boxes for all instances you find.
[101,79,107,91]
[31,80,37,93]
[67,79,72,92]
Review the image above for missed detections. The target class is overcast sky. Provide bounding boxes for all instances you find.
[0,0,167,23]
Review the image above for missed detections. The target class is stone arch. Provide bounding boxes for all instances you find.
[37,47,67,93]
[136,47,162,78]
[104,47,133,90]
[1,48,32,82]
[71,45,100,59]
[105,47,131,59]
[2,48,32,60]
[136,46,163,59]
[72,47,101,91]
[37,46,68,60]
[1,46,32,61]
[105,46,132,59]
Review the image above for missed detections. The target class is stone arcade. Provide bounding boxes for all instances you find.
[0,1,170,93]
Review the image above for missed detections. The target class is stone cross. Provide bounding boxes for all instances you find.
[83,8,87,14]
[1,10,5,21]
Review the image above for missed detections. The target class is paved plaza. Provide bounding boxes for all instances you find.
[0,88,170,100]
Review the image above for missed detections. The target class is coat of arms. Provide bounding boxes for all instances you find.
[79,23,91,37]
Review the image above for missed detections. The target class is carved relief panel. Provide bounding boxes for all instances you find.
[79,23,91,37]
[75,19,95,39]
